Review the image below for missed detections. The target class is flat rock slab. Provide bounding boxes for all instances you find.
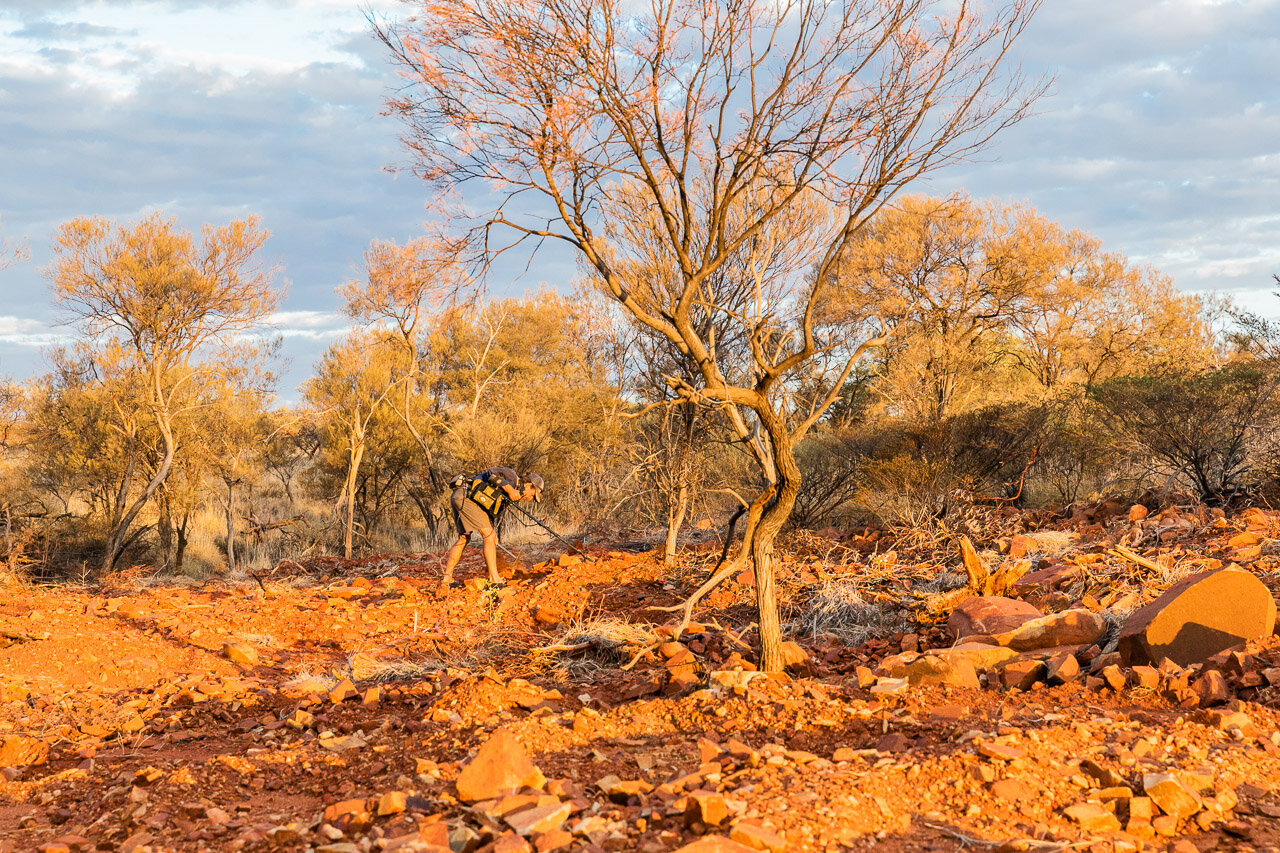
[1118,567,1277,667]
[948,596,1042,638]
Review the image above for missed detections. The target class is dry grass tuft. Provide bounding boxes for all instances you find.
[353,656,444,684]
[793,580,916,647]
[536,613,654,678]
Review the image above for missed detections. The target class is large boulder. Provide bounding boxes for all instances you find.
[962,609,1107,652]
[948,596,1042,638]
[1118,567,1277,667]
[455,729,546,802]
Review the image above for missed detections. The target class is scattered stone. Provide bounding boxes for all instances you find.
[1010,564,1080,596]
[1143,773,1202,820]
[222,642,259,665]
[491,831,534,853]
[883,653,980,689]
[991,779,1035,803]
[533,828,574,852]
[687,789,729,825]
[870,677,908,695]
[979,742,1025,762]
[456,729,547,803]
[0,735,49,768]
[1192,670,1230,706]
[1044,651,1080,684]
[672,838,758,853]
[506,802,573,836]
[943,643,1022,671]
[1064,802,1121,833]
[1101,664,1127,691]
[778,641,809,669]
[729,818,786,851]
[948,597,1042,638]
[1118,567,1278,666]
[378,791,407,816]
[328,679,358,704]
[1001,659,1045,690]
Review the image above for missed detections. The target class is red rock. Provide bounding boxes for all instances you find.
[1130,505,1149,522]
[506,802,572,836]
[1011,564,1080,595]
[1228,532,1259,548]
[778,641,809,668]
[901,654,980,689]
[1192,670,1229,706]
[1001,659,1045,690]
[491,831,534,853]
[978,742,1025,761]
[1002,609,1107,651]
[948,596,1042,638]
[1008,535,1036,559]
[687,789,729,825]
[1064,802,1121,833]
[328,679,358,704]
[659,642,689,659]
[991,779,1035,803]
[533,828,574,852]
[222,642,259,665]
[1143,773,1201,820]
[1044,651,1080,684]
[456,729,547,803]
[378,791,407,815]
[729,818,787,851]
[673,839,758,853]
[0,735,49,767]
[1118,567,1278,666]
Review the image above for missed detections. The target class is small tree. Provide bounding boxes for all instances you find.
[46,213,280,570]
[1092,366,1280,502]
[376,0,1045,670]
[304,330,397,558]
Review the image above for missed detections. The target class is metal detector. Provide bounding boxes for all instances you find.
[508,502,593,561]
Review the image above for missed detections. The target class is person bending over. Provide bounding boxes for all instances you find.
[439,467,543,591]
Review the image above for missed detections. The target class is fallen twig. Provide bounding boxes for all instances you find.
[1108,544,1162,573]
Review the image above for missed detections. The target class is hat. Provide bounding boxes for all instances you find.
[525,473,544,498]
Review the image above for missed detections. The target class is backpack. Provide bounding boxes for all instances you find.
[467,475,505,516]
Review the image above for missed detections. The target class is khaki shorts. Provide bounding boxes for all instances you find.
[450,487,495,537]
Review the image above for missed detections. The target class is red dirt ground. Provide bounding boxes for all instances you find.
[3,503,1280,853]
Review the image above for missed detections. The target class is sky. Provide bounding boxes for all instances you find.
[1,0,1278,401]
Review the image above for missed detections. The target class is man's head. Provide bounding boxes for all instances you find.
[522,473,544,502]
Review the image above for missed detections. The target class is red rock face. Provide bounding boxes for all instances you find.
[1117,567,1278,666]
[948,596,1042,637]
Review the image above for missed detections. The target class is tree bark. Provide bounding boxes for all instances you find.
[225,479,237,573]
[104,365,175,572]
[342,419,367,559]
[663,482,689,570]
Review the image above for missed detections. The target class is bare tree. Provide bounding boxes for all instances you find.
[375,0,1045,670]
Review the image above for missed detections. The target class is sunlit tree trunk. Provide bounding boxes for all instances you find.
[663,482,689,570]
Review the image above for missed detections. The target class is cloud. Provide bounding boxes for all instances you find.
[1,0,1277,395]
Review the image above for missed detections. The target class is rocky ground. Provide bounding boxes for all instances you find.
[3,501,1280,853]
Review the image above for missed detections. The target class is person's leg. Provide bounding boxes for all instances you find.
[481,529,500,583]
[440,534,468,589]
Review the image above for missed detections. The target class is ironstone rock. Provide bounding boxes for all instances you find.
[1118,567,1277,667]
